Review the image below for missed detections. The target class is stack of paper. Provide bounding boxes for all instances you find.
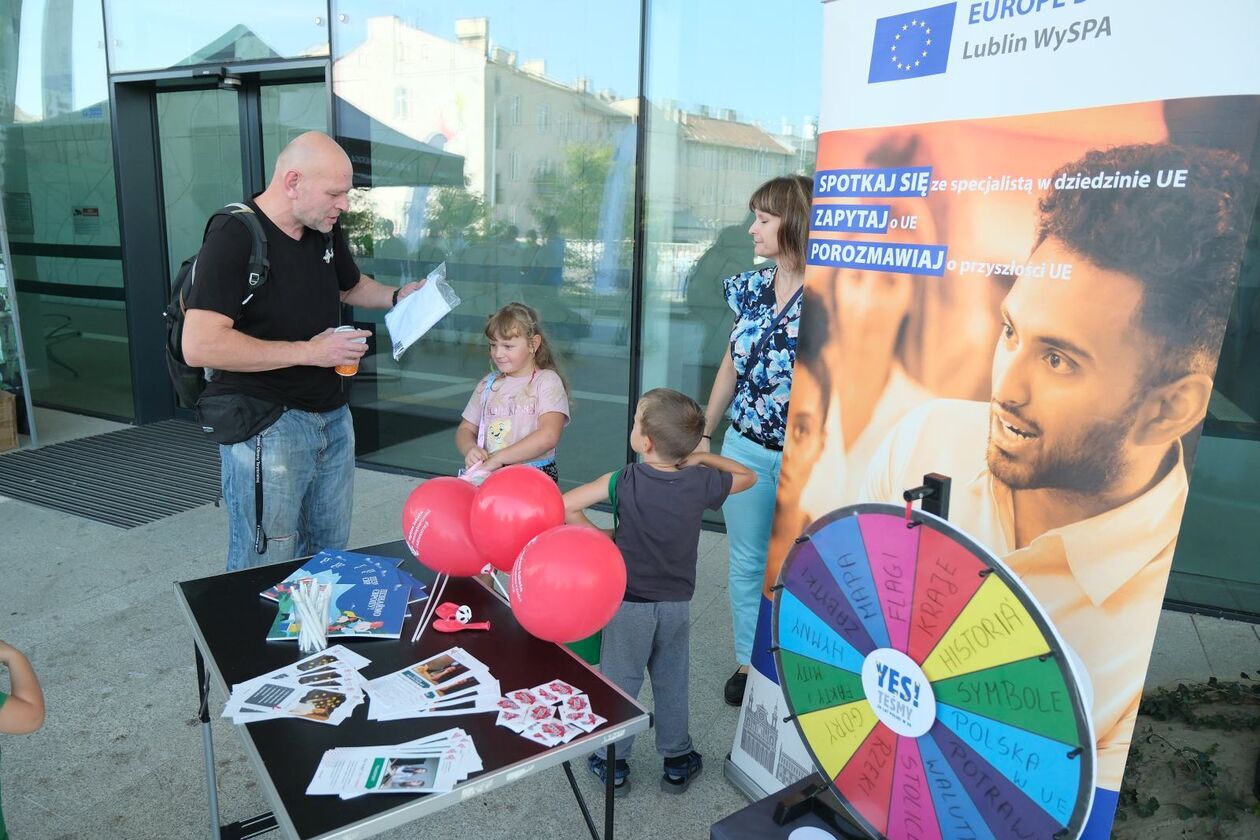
[262,550,428,642]
[494,679,607,746]
[307,728,482,797]
[365,647,500,721]
[222,645,371,726]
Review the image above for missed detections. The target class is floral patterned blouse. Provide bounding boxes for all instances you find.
[723,265,802,449]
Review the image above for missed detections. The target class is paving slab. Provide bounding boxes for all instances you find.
[1143,609,1210,688]
[1192,613,1260,680]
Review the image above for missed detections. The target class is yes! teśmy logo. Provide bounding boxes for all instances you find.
[868,3,956,84]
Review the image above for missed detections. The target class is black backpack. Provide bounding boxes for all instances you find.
[164,203,269,408]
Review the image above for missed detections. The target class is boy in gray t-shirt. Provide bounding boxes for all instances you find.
[564,388,755,795]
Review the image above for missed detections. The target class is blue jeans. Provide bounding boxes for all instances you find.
[220,405,355,571]
[721,430,781,665]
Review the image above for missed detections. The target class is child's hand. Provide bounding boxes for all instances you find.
[676,452,707,469]
[464,447,490,468]
[0,640,18,665]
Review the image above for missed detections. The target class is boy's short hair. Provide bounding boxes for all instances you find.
[639,388,705,461]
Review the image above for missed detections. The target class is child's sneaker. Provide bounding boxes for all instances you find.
[587,753,630,796]
[661,750,703,794]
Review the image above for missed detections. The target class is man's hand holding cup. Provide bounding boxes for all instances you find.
[309,325,371,375]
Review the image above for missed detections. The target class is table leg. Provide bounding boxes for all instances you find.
[196,646,222,840]
[604,743,615,840]
[561,760,601,840]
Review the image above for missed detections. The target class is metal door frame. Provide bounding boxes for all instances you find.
[109,59,330,423]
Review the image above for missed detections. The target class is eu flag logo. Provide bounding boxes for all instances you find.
[867,3,956,84]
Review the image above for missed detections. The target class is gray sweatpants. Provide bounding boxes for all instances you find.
[599,599,694,761]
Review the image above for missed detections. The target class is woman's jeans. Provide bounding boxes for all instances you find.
[721,430,782,666]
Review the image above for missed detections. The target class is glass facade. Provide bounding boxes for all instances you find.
[260,82,328,179]
[0,0,1255,617]
[640,0,821,519]
[104,1,329,74]
[0,0,131,419]
[157,90,243,284]
[1167,210,1260,617]
[331,2,642,489]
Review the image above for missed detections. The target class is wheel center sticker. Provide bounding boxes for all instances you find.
[860,647,935,737]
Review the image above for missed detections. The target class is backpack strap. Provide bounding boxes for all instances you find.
[475,372,499,451]
[197,203,270,555]
[217,203,269,304]
[189,203,270,308]
[608,467,623,532]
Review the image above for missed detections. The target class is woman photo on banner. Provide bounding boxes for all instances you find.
[766,187,941,589]
[697,174,812,707]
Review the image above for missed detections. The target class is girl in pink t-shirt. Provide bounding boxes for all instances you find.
[456,302,571,482]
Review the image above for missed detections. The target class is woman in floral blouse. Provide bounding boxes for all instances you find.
[697,174,813,706]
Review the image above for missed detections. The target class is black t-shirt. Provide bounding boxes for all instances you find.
[614,462,733,602]
[184,199,361,412]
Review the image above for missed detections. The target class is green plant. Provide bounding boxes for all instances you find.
[1116,673,1260,837]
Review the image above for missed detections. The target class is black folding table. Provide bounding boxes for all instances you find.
[175,540,651,840]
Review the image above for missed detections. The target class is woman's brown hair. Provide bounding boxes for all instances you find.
[748,174,814,271]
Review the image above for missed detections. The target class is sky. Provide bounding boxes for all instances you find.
[13,0,822,132]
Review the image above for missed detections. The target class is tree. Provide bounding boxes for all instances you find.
[339,190,380,257]
[426,181,492,243]
[530,142,634,242]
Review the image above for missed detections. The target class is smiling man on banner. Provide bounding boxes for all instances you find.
[861,141,1254,789]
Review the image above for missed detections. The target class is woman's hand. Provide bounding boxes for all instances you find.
[692,436,711,455]
[464,446,490,468]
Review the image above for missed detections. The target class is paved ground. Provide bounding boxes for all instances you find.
[1,409,1257,839]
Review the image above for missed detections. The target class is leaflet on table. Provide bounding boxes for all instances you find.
[307,728,482,798]
[364,647,501,720]
[260,549,428,605]
[222,645,371,726]
[265,551,423,641]
[495,678,604,745]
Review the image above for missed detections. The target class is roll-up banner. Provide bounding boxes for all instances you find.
[727,2,1260,838]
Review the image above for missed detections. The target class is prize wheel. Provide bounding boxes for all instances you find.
[772,503,1095,840]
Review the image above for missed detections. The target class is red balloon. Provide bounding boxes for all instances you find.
[510,525,626,643]
[401,478,486,576]
[470,465,566,572]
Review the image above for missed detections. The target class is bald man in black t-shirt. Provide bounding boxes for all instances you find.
[183,131,424,570]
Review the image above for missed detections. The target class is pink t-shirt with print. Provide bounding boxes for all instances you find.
[461,368,570,463]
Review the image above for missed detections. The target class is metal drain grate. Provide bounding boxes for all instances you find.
[0,420,221,528]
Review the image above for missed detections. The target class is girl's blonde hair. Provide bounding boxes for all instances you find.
[484,302,568,391]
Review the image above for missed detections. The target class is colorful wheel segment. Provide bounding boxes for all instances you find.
[772,503,1095,840]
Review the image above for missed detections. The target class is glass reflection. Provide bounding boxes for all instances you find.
[1172,207,1260,617]
[641,0,821,520]
[261,83,328,181]
[158,90,243,284]
[2,0,131,419]
[332,3,639,487]
[104,0,329,73]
